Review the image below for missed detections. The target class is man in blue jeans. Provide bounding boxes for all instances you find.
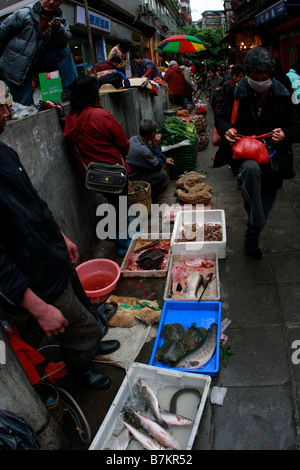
[0,0,77,105]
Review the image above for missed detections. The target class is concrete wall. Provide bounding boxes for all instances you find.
[1,85,169,261]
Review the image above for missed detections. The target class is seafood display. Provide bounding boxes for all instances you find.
[137,248,168,270]
[155,322,216,368]
[121,238,171,276]
[103,378,199,451]
[166,254,218,301]
[177,223,223,242]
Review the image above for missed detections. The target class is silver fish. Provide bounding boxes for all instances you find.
[133,411,181,450]
[123,421,165,450]
[160,411,195,426]
[108,426,131,450]
[174,323,218,369]
[138,378,169,428]
[185,272,203,299]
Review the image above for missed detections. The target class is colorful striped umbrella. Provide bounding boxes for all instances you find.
[157,34,206,53]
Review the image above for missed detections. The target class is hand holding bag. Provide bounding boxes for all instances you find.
[232,132,272,164]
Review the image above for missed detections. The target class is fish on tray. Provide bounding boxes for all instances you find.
[160,411,194,427]
[138,378,169,429]
[185,272,204,299]
[126,409,181,450]
[123,421,166,450]
[107,426,131,450]
[174,323,218,369]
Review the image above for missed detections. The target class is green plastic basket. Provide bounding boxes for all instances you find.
[165,138,198,180]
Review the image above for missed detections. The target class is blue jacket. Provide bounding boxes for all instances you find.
[126,135,166,179]
[134,58,161,79]
[0,142,70,306]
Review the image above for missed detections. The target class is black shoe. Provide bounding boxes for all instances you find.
[244,224,263,259]
[73,369,112,390]
[96,340,120,356]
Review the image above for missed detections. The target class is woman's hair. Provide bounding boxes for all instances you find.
[139,119,157,138]
[244,47,275,76]
[119,40,130,52]
[69,76,100,114]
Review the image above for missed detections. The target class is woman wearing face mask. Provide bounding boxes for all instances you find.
[214,47,300,259]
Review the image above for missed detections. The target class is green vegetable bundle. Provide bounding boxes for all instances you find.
[158,116,196,146]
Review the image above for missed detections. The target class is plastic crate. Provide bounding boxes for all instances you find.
[163,138,198,179]
[89,362,211,450]
[149,300,221,376]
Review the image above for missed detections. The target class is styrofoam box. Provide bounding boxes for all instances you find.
[163,252,220,301]
[171,210,226,259]
[89,362,211,451]
[120,233,171,277]
[149,300,221,376]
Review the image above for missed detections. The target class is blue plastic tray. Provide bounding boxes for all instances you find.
[149,300,221,376]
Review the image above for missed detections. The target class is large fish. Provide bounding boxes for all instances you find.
[160,411,194,427]
[174,323,218,369]
[138,378,169,428]
[123,421,166,450]
[185,272,204,299]
[107,426,131,450]
[132,411,181,450]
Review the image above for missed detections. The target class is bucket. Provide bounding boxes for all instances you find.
[128,181,152,217]
[76,259,121,301]
[35,383,64,423]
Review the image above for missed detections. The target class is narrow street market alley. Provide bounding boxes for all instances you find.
[39,102,300,451]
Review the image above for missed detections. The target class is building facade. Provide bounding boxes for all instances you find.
[223,0,300,72]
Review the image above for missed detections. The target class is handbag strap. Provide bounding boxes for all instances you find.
[72,143,126,170]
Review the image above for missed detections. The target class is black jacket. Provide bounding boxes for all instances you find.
[214,77,300,188]
[0,142,70,307]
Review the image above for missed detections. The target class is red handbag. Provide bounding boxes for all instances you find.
[232,133,272,164]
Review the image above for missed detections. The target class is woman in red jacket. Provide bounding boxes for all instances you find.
[63,76,131,256]
[164,60,185,106]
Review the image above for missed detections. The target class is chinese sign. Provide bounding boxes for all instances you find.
[255,0,287,26]
[76,5,111,32]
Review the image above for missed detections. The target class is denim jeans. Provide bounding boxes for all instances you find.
[9,46,78,106]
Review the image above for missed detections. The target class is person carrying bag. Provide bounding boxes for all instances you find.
[214,47,300,259]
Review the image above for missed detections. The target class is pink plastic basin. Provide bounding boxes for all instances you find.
[76,258,121,298]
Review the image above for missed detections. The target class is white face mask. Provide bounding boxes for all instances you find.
[247,77,272,94]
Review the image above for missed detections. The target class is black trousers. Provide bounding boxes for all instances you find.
[50,266,102,371]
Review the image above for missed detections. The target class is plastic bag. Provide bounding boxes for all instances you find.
[232,135,270,164]
[11,102,38,120]
[0,409,40,450]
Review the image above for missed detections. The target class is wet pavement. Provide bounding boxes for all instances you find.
[37,103,300,451]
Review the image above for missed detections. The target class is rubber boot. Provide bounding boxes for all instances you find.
[116,233,131,257]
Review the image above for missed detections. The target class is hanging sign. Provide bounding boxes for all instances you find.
[76,5,111,32]
[255,0,287,26]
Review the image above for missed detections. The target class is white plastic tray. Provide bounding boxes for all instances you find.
[171,210,226,259]
[120,233,171,277]
[89,362,211,450]
[163,252,220,301]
